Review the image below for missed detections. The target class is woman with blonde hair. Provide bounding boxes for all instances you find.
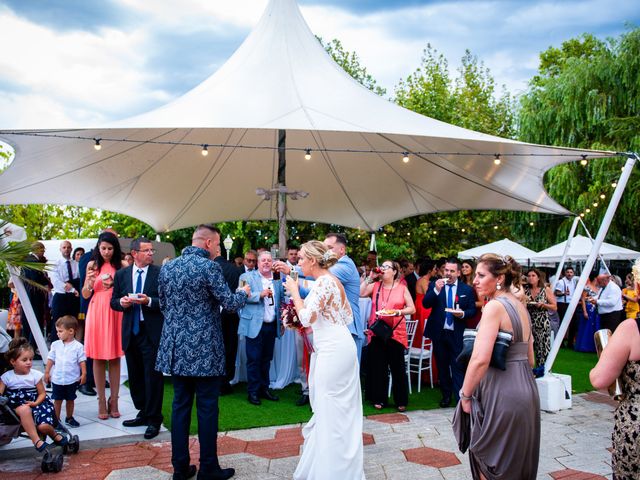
[284,240,364,479]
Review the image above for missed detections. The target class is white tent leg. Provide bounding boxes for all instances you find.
[545,154,638,374]
[552,216,580,284]
[0,233,49,360]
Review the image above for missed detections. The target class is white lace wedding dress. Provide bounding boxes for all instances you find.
[293,274,365,480]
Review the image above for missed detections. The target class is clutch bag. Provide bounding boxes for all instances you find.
[456,328,513,371]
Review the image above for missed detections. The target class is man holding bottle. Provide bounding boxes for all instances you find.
[238,251,284,405]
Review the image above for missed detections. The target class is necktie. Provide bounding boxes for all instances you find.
[66,260,74,282]
[446,284,454,327]
[132,269,143,335]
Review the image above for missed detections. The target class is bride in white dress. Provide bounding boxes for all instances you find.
[284,240,365,480]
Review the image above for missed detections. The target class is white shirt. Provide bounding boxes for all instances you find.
[554,276,578,303]
[131,265,151,319]
[1,369,44,389]
[47,339,86,385]
[50,257,79,295]
[261,274,276,323]
[435,281,458,331]
[597,281,623,314]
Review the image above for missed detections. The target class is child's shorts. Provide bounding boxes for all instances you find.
[51,382,79,401]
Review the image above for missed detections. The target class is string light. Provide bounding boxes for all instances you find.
[611,181,617,188]
[0,131,618,161]
[580,155,587,166]
[304,149,311,160]
[585,208,591,213]
[432,231,437,235]
[94,138,102,151]
[407,232,411,236]
[494,225,498,230]
[593,202,598,207]
[493,154,501,165]
[402,152,410,163]
[201,145,209,156]
[600,193,606,199]
[580,213,585,218]
[529,222,534,226]
[461,228,466,233]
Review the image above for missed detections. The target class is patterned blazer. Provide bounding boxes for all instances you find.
[155,246,248,377]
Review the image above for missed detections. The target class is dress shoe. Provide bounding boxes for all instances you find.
[295,394,309,406]
[173,464,197,480]
[197,468,235,480]
[144,424,160,439]
[439,396,451,408]
[248,393,261,405]
[259,389,279,401]
[123,416,148,427]
[78,384,97,396]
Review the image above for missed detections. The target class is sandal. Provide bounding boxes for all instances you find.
[98,397,108,420]
[108,396,121,419]
[34,439,49,452]
[53,433,68,446]
[373,404,384,410]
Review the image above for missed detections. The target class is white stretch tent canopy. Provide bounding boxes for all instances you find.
[458,238,538,264]
[0,0,615,232]
[532,234,640,262]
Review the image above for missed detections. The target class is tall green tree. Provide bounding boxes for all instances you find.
[517,27,640,248]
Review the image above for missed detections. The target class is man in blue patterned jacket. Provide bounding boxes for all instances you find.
[156,224,250,480]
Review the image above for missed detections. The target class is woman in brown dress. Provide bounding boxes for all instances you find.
[590,315,640,479]
[459,254,540,480]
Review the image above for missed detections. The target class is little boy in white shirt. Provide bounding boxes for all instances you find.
[44,315,87,427]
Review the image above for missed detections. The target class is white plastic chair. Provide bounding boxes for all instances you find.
[408,328,433,392]
[388,318,418,397]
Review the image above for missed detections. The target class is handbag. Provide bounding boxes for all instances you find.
[456,328,513,371]
[370,283,401,341]
[370,317,401,341]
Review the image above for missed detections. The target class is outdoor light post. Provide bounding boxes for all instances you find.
[223,234,233,261]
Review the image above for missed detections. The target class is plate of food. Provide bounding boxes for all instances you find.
[444,308,463,314]
[376,309,398,317]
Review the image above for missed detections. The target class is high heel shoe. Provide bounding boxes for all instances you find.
[98,397,108,420]
[108,396,121,419]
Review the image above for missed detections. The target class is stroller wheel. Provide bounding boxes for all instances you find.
[62,442,69,454]
[70,435,80,454]
[41,452,52,473]
[52,453,64,472]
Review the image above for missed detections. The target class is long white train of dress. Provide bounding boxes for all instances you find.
[293,275,365,480]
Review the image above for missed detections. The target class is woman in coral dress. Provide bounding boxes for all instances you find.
[82,232,125,420]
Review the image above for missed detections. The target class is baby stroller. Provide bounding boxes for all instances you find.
[0,327,80,473]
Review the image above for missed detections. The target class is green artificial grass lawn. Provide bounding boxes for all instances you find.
[160,347,599,434]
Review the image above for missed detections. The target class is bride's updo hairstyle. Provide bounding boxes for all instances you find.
[477,253,522,291]
[301,240,338,269]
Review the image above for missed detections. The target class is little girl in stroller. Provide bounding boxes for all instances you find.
[0,337,66,451]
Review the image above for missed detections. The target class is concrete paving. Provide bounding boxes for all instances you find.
[0,390,616,479]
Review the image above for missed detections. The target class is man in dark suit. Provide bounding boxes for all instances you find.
[214,247,241,395]
[111,237,164,439]
[423,258,476,407]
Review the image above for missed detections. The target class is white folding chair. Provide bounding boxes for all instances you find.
[388,318,418,397]
[408,329,433,392]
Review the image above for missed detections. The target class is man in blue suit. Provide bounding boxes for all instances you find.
[156,225,250,480]
[238,251,284,406]
[423,258,476,408]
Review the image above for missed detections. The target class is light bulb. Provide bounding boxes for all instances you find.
[593,202,598,207]
[304,149,311,160]
[493,154,501,165]
[94,138,102,151]
[580,213,585,218]
[402,152,409,163]
[494,225,498,230]
[580,159,588,166]
[611,182,617,188]
[529,222,534,226]
[585,208,591,213]
[201,145,209,156]
[600,194,606,199]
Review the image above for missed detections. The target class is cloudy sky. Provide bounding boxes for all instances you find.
[0,0,637,129]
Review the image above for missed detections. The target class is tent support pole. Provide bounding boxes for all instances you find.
[578,218,611,274]
[0,234,49,360]
[277,129,287,256]
[551,216,580,285]
[545,154,638,374]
